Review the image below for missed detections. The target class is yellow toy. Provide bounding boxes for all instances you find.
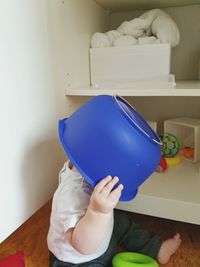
[165,155,181,166]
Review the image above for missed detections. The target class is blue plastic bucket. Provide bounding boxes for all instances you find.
[58,95,161,201]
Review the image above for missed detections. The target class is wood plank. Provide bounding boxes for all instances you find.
[0,200,52,267]
[0,200,200,266]
[128,212,200,267]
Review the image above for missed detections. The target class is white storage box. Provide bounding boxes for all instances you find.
[147,121,158,132]
[164,117,200,162]
[90,43,171,88]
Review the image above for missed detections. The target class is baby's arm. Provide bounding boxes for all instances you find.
[66,176,123,255]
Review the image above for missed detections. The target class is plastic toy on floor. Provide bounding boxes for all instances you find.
[112,252,158,267]
[0,251,25,267]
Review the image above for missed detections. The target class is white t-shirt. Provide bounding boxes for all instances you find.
[47,161,114,263]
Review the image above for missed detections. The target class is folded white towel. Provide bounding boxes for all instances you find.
[117,21,144,38]
[90,9,180,48]
[138,36,160,45]
[151,15,180,47]
[90,32,111,48]
[113,35,138,46]
[139,9,162,23]
[139,9,180,47]
[129,18,150,30]
[105,30,122,46]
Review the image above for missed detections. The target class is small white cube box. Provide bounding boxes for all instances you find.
[164,117,200,162]
[90,43,171,88]
[147,121,157,133]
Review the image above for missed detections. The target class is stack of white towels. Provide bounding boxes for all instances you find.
[91,9,180,48]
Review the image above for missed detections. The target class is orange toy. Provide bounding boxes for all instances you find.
[180,147,194,159]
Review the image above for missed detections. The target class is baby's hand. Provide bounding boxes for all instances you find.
[88,176,123,215]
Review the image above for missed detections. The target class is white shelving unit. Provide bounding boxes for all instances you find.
[117,160,200,225]
[66,82,200,224]
[66,80,200,96]
[57,0,200,224]
[95,0,200,12]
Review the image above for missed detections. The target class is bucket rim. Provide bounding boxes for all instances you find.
[113,95,162,145]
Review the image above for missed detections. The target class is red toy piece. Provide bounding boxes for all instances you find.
[156,157,167,172]
[0,251,25,267]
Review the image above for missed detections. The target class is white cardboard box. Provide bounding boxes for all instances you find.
[164,117,200,162]
[90,43,171,88]
[147,121,157,132]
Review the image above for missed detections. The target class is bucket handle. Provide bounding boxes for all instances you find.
[113,95,162,145]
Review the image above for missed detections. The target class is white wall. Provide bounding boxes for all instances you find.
[0,0,66,242]
[0,0,109,243]
[45,0,109,116]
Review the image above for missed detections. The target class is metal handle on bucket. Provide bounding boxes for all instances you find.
[113,95,162,145]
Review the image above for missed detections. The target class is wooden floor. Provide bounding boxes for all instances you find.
[0,200,200,267]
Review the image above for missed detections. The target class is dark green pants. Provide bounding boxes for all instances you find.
[49,210,162,267]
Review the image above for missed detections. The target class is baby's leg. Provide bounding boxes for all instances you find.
[157,233,181,264]
[114,210,181,264]
[114,210,162,260]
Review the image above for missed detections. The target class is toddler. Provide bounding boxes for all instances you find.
[47,161,181,267]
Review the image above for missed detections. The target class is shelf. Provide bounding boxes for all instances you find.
[117,160,200,225]
[95,0,200,12]
[66,80,200,96]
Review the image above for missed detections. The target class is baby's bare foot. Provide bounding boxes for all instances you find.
[157,233,181,265]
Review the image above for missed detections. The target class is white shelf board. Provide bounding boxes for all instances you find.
[95,0,200,12]
[66,80,200,96]
[117,160,200,225]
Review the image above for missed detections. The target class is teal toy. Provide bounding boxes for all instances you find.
[112,252,159,267]
[161,133,180,157]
